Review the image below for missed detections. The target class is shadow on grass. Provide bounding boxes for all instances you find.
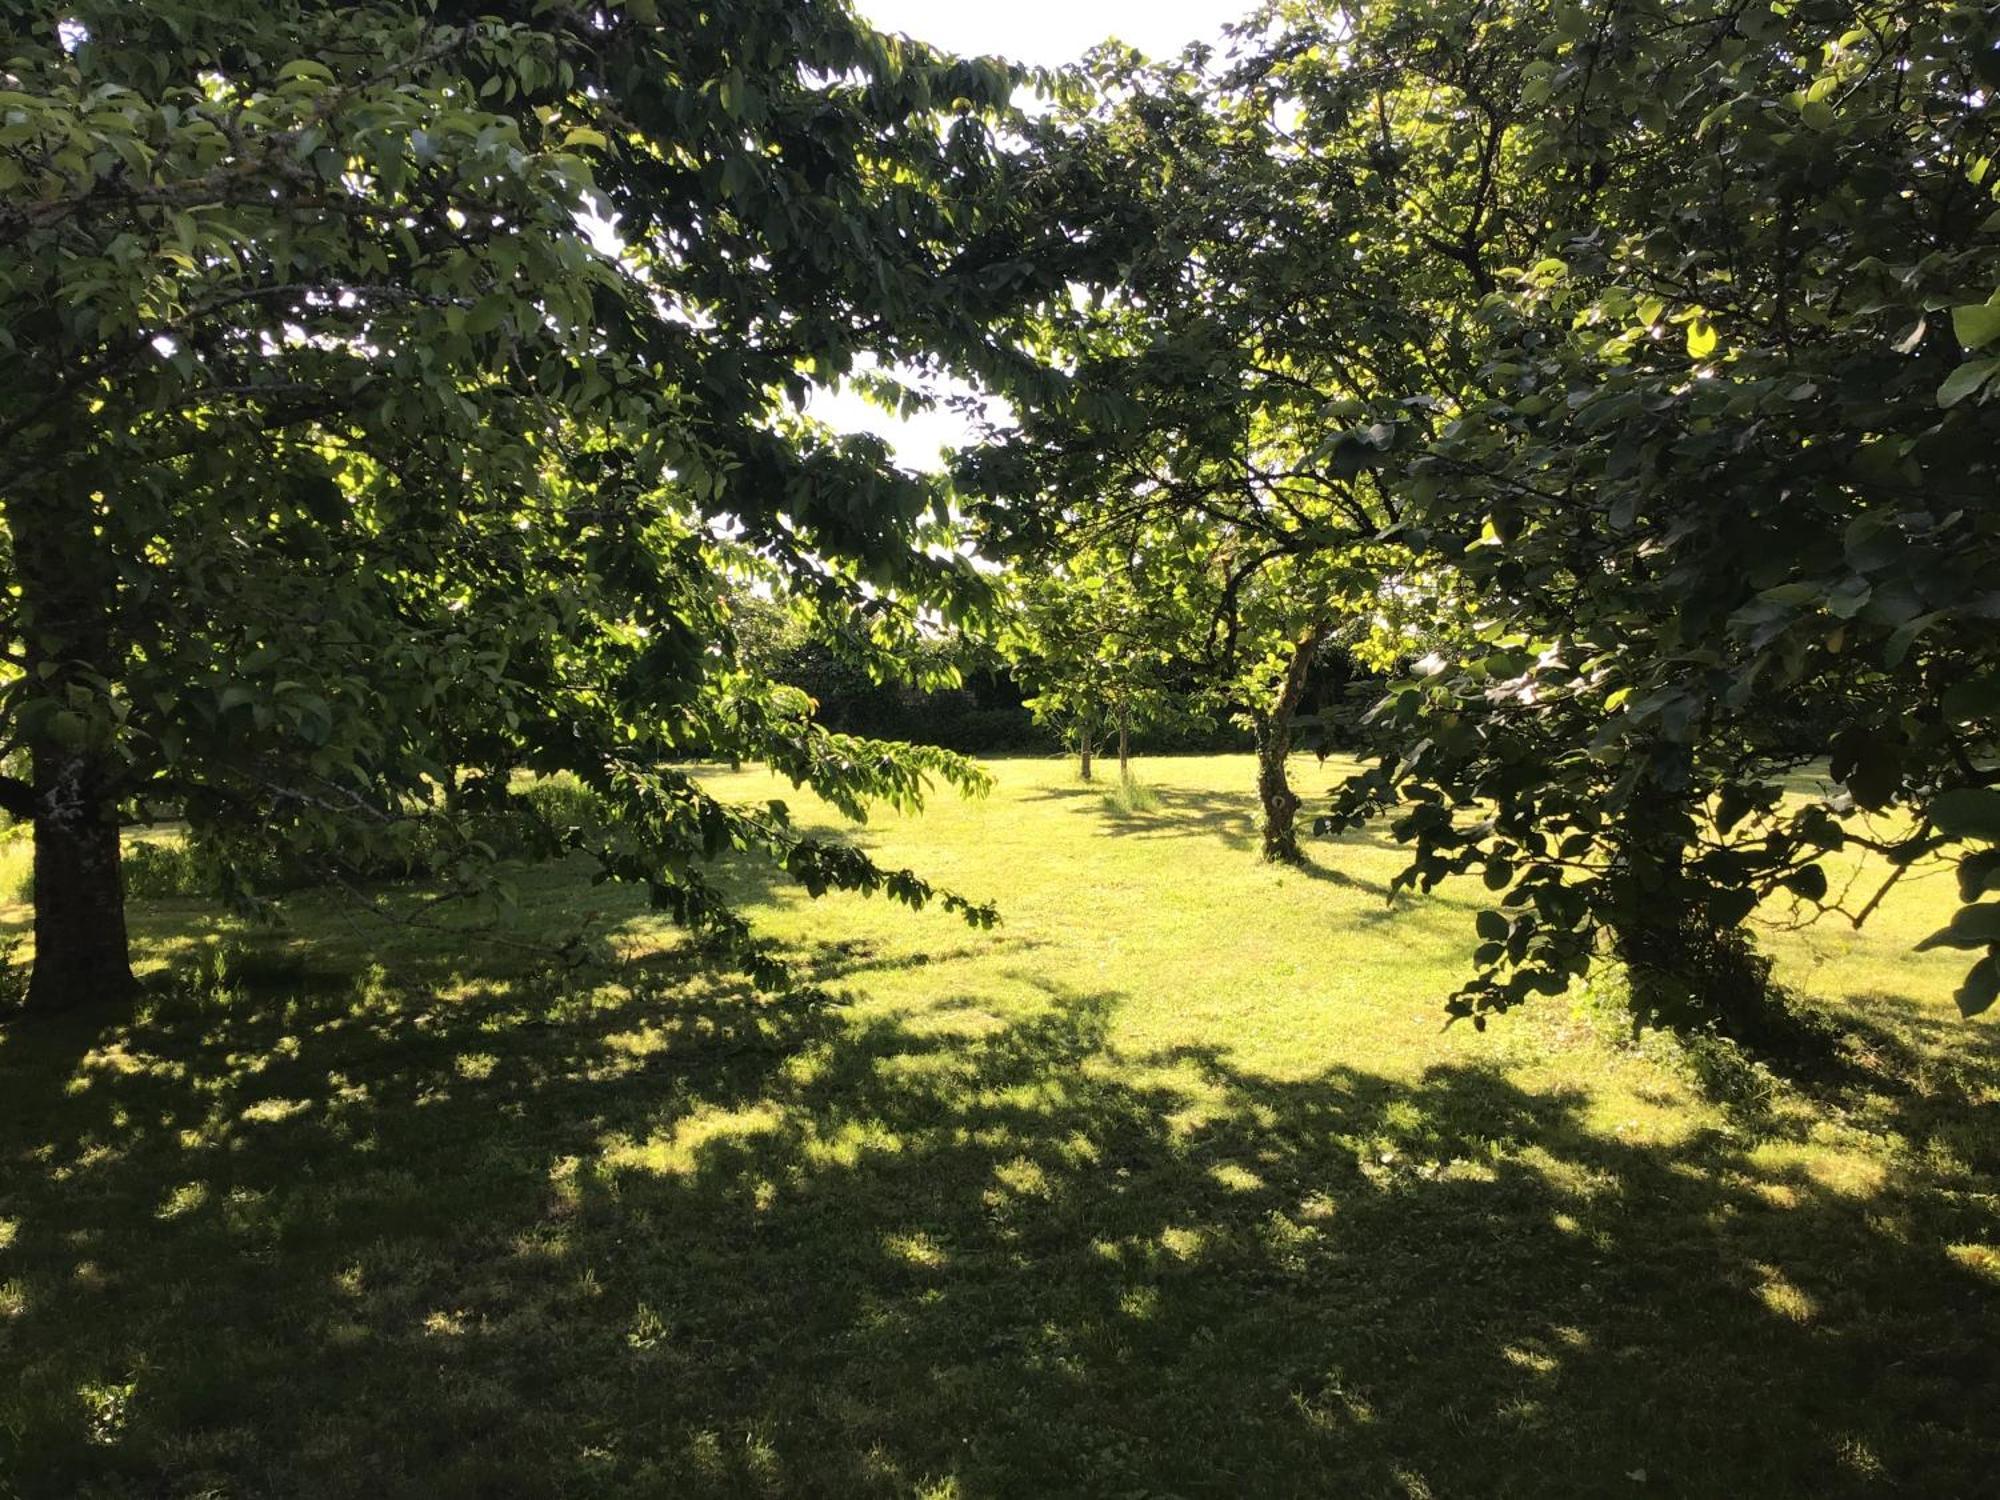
[1,950,1996,1497]
[1025,779,1262,852]
[1282,852,1396,898]
[1029,779,1402,851]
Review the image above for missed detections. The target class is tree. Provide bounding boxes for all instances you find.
[1005,540,1195,782]
[0,0,1078,1008]
[1277,0,2000,1031]
[964,34,1460,860]
[984,0,1999,1033]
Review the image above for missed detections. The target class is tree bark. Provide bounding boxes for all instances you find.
[1256,721,1302,862]
[1077,703,1096,782]
[1256,624,1324,863]
[26,751,133,1010]
[7,474,137,1010]
[1117,698,1131,779]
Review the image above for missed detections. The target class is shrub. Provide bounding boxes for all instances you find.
[0,936,25,1011]
[121,840,203,899]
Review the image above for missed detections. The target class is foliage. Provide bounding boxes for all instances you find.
[1003,539,1206,770]
[0,933,22,1009]
[1285,0,2000,1027]
[965,34,1434,762]
[731,591,1062,755]
[0,0,1096,993]
[982,0,2000,1028]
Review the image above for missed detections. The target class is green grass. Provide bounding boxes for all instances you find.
[0,755,1995,1497]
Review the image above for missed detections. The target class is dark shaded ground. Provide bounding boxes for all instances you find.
[2,937,1996,1498]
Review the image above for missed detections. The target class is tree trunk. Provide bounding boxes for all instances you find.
[1256,624,1323,863]
[1077,704,1096,782]
[26,751,133,1011]
[1256,720,1301,863]
[1117,699,1131,779]
[7,475,136,1010]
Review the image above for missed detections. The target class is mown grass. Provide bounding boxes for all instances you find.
[0,755,1995,1497]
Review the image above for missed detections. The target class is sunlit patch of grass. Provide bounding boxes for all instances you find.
[600,1103,786,1177]
[1157,1224,1210,1261]
[0,835,30,906]
[1946,1244,2000,1285]
[882,1230,948,1270]
[1209,1161,1265,1193]
[1752,1263,1819,1324]
[154,1183,208,1222]
[422,1308,472,1338]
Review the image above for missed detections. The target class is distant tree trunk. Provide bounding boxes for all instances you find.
[1256,623,1326,863]
[6,477,137,1011]
[1117,698,1131,778]
[1077,704,1096,782]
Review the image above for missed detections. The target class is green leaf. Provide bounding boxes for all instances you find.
[1475,909,1510,942]
[1842,733,1903,810]
[1686,318,1718,359]
[1941,675,2000,724]
[1883,611,1944,669]
[1951,302,2000,351]
[1960,850,2000,903]
[1916,903,2000,952]
[1938,357,1999,408]
[1932,788,2000,841]
[1782,864,1828,903]
[49,710,88,748]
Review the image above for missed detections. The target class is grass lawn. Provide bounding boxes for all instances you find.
[1,754,1996,1497]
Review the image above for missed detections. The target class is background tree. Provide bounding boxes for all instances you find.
[1005,540,1197,781]
[0,0,1088,1008]
[964,34,1460,859]
[964,23,1504,864]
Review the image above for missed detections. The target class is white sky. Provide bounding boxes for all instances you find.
[853,0,1247,67]
[809,0,1249,468]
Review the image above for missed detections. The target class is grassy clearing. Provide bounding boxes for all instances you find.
[0,755,1995,1497]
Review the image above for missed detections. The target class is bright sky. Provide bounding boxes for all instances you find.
[852,0,1247,67]
[810,0,1249,468]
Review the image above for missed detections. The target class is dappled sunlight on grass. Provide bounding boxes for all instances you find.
[0,757,1995,1494]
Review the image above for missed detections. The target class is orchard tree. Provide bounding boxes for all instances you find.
[1006,539,1195,781]
[0,0,1087,1009]
[985,0,2000,1034]
[963,33,1465,860]
[1292,0,2000,1032]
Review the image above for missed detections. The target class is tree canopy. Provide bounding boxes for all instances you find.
[5,0,1997,1036]
[975,0,2000,1029]
[0,0,1098,1003]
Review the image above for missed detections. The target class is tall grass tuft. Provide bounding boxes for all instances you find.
[1102,773,1161,816]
